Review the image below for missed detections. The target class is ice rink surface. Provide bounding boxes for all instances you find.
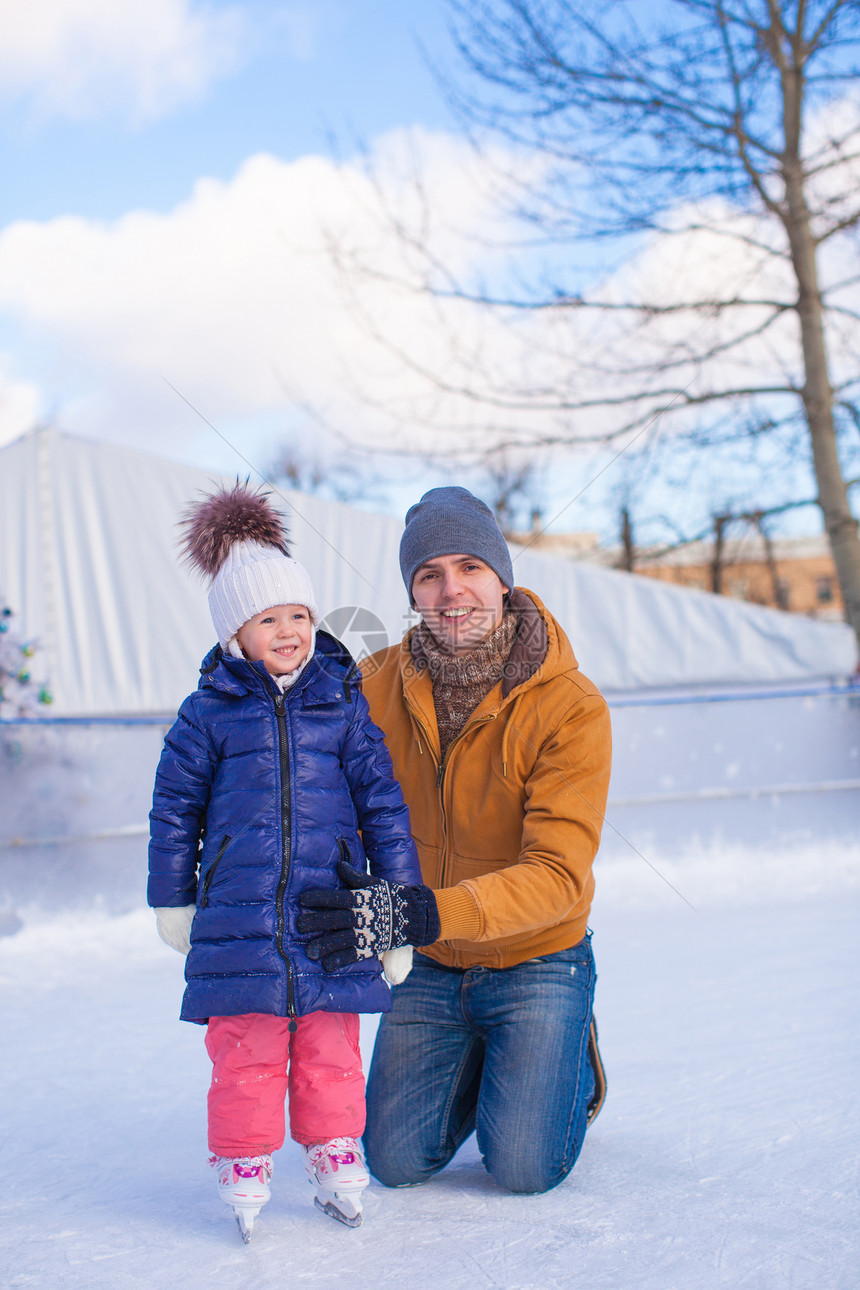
[2,840,858,1290]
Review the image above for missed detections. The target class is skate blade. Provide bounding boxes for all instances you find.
[313,1195,362,1228]
[234,1205,261,1243]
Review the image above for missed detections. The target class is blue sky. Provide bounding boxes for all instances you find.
[1,0,634,538]
[2,3,454,225]
[0,1,486,506]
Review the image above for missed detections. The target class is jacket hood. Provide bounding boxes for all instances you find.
[197,630,359,701]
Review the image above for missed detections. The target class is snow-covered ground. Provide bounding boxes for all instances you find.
[3,840,858,1290]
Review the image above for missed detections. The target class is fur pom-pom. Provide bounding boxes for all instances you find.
[179,482,290,578]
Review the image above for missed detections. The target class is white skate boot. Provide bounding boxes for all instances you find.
[210,1154,273,1243]
[303,1138,369,1228]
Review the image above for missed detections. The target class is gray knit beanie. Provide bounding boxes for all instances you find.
[399,486,514,601]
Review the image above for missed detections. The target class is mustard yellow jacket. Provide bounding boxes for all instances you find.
[360,588,612,969]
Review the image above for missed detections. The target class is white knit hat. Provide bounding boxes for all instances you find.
[180,484,320,647]
[208,540,319,646]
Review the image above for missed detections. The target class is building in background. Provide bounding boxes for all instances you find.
[632,534,843,621]
[509,527,843,621]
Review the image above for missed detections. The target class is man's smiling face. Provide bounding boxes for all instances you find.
[411,553,509,655]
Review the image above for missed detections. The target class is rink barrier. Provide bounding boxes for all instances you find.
[3,824,150,848]
[5,777,860,849]
[4,674,857,725]
[2,677,857,851]
[609,778,860,807]
[604,676,860,707]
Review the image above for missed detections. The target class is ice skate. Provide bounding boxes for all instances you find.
[586,1016,608,1126]
[303,1138,369,1228]
[210,1153,273,1243]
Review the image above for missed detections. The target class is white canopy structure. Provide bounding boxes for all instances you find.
[1,426,856,717]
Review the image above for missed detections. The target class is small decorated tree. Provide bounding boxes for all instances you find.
[0,600,52,718]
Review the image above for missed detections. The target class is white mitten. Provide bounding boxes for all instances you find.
[381,945,413,985]
[154,905,196,955]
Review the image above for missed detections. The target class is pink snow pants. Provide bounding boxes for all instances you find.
[205,1012,365,1156]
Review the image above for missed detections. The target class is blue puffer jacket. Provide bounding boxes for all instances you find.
[148,632,421,1023]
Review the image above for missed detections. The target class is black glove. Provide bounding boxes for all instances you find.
[298,859,441,972]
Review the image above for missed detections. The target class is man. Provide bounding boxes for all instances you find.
[299,486,611,1194]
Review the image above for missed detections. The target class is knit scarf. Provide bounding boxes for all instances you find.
[412,610,519,758]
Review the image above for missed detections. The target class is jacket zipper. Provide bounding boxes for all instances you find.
[434,713,497,787]
[406,693,497,891]
[272,691,297,1022]
[435,714,496,889]
[198,834,231,908]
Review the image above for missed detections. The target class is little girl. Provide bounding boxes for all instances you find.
[147,483,426,1240]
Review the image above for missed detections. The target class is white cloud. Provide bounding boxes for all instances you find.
[0,122,856,476]
[0,358,42,447]
[0,131,562,459]
[0,0,244,123]
[0,131,536,461]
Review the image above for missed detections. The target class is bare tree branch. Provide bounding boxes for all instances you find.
[323,0,860,642]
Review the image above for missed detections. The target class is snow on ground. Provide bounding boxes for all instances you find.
[2,840,859,1290]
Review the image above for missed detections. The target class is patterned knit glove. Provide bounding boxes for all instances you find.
[298,860,440,972]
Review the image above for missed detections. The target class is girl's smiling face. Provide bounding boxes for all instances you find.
[236,604,313,675]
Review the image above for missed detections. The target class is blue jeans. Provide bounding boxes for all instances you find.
[364,937,596,1194]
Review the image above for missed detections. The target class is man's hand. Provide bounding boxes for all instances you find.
[298,860,440,971]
